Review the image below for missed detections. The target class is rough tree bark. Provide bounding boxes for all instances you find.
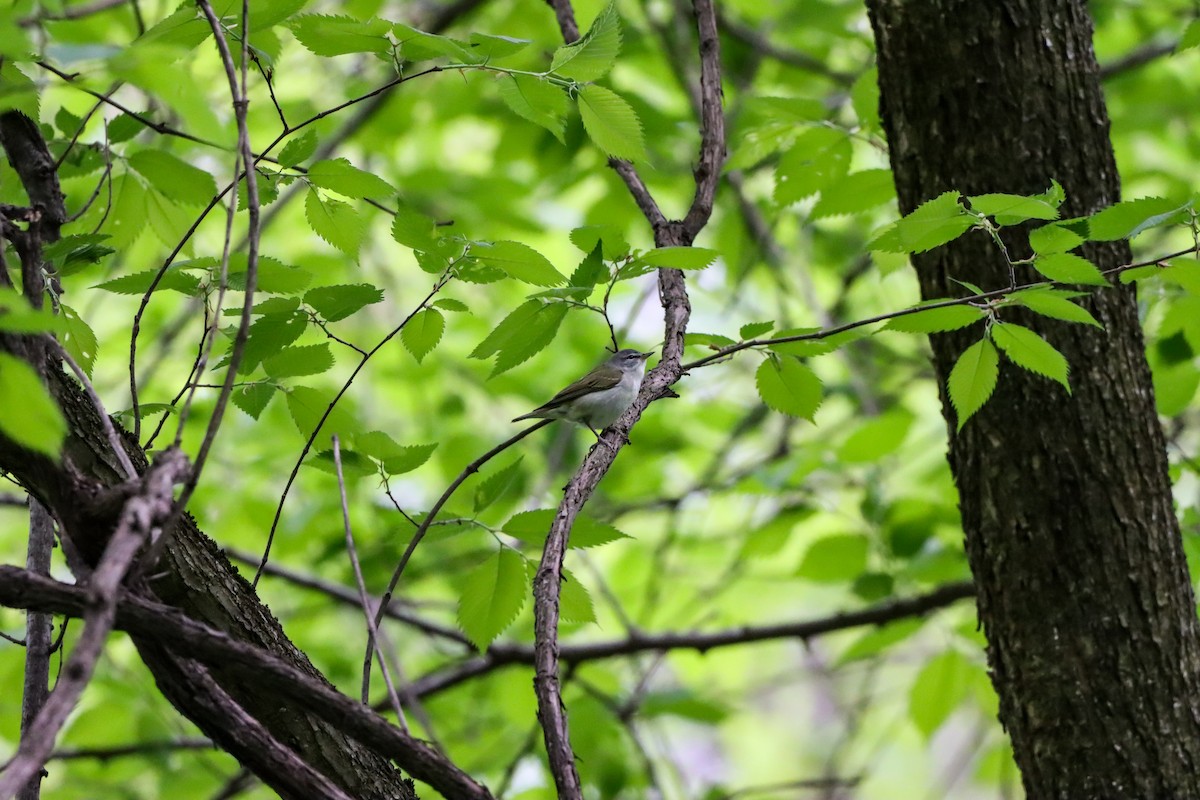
[0,113,442,800]
[864,1,1200,796]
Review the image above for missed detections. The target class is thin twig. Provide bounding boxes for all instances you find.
[17,501,54,800]
[0,451,187,797]
[363,419,553,698]
[331,436,407,727]
[255,268,456,587]
[682,244,1200,371]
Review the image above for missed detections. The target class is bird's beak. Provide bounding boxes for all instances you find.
[639,351,654,360]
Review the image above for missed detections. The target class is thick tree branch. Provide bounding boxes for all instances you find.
[0,566,493,800]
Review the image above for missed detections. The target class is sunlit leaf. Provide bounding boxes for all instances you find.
[991,322,1070,391]
[401,307,445,363]
[0,353,66,459]
[457,548,529,649]
[947,338,999,429]
[755,356,822,420]
[577,84,646,162]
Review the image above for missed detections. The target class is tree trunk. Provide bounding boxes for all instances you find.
[0,111,423,800]
[864,1,1200,796]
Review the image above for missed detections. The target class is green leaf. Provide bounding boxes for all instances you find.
[285,385,358,439]
[811,169,896,218]
[127,150,217,206]
[277,129,318,167]
[473,457,524,514]
[264,343,334,379]
[233,383,275,419]
[1180,19,1200,51]
[686,332,736,349]
[838,618,926,665]
[353,432,438,475]
[470,300,568,376]
[94,266,202,296]
[1031,252,1108,286]
[474,241,565,287]
[576,84,647,163]
[503,509,630,548]
[739,321,774,340]
[239,311,308,373]
[1008,290,1102,328]
[1028,221,1086,254]
[640,689,728,723]
[947,338,999,429]
[967,192,1059,224]
[0,353,66,459]
[869,191,974,254]
[1087,197,1189,241]
[468,32,530,60]
[308,448,376,480]
[837,409,915,463]
[755,356,823,421]
[909,650,972,739]
[307,157,395,199]
[392,24,474,61]
[227,255,313,295]
[43,234,115,276]
[290,14,391,56]
[774,127,852,205]
[570,225,628,260]
[391,203,441,251]
[550,3,621,81]
[457,548,529,649]
[401,307,445,364]
[433,298,469,312]
[635,247,719,271]
[885,304,986,334]
[304,283,384,321]
[991,322,1070,390]
[559,567,596,624]
[568,243,607,289]
[497,74,570,143]
[60,306,98,378]
[796,534,868,583]
[304,189,364,257]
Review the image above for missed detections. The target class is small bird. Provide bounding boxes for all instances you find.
[512,349,654,436]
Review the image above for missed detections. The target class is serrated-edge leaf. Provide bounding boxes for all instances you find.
[307,157,395,199]
[304,283,384,322]
[277,129,318,167]
[549,3,621,81]
[497,74,569,143]
[739,321,775,340]
[474,241,565,287]
[1009,291,1102,328]
[754,356,823,421]
[991,322,1070,390]
[948,338,999,429]
[559,567,596,624]
[232,383,275,419]
[636,247,718,270]
[811,169,896,218]
[577,83,646,162]
[885,304,986,334]
[457,548,528,649]
[263,342,334,379]
[400,307,445,364]
[473,457,524,514]
[503,508,630,548]
[1032,252,1108,286]
[304,189,364,257]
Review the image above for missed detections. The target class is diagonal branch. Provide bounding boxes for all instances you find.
[534,2,725,797]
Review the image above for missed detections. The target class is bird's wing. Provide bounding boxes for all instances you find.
[534,367,622,411]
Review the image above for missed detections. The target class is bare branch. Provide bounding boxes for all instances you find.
[17,501,54,800]
[0,567,495,800]
[0,450,187,797]
[332,436,407,726]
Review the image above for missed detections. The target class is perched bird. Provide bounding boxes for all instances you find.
[512,349,654,436]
